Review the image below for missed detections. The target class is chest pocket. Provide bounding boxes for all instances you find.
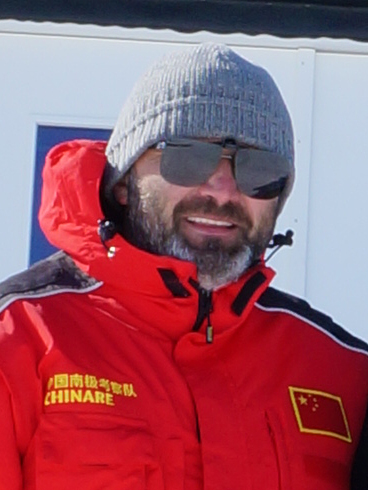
[266,408,351,490]
[31,412,161,490]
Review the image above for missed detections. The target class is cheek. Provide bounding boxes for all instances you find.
[139,177,189,221]
[241,196,278,223]
[165,185,191,205]
[159,186,192,224]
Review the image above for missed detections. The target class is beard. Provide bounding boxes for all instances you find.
[124,171,277,290]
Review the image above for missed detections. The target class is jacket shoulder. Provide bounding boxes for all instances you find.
[0,252,100,311]
[257,286,368,355]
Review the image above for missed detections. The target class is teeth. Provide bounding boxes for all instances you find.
[187,217,233,227]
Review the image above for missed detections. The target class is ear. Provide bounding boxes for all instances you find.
[113,181,128,205]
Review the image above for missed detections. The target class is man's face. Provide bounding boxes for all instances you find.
[115,145,279,289]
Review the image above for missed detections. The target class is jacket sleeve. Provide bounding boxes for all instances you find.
[351,401,368,489]
[0,373,23,490]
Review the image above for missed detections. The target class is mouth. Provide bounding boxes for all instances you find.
[186,216,235,228]
[180,215,240,243]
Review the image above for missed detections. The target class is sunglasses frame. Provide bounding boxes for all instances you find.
[156,138,292,200]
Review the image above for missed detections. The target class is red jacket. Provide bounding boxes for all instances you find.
[0,140,368,490]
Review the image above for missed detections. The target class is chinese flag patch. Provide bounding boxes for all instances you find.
[289,386,352,443]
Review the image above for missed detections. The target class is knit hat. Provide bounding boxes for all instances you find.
[105,42,295,206]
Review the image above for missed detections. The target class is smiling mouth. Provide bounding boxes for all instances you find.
[186,216,235,228]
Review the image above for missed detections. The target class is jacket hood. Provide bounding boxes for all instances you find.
[39,139,107,265]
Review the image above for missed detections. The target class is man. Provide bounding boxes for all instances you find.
[0,43,367,489]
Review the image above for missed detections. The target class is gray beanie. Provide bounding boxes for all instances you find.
[106,42,294,203]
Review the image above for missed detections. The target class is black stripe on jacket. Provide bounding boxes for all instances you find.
[257,287,368,355]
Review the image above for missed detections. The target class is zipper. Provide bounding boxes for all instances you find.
[190,282,214,343]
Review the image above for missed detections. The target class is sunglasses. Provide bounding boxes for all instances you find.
[156,138,291,200]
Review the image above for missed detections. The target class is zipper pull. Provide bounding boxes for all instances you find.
[206,323,214,344]
[189,280,214,341]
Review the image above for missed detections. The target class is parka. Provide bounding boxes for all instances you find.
[0,139,367,490]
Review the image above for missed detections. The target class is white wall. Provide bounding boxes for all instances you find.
[306,52,368,335]
[1,21,368,340]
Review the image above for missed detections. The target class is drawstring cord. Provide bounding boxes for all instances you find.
[265,229,294,263]
[97,219,117,258]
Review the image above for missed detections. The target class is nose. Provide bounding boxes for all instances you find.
[198,157,238,204]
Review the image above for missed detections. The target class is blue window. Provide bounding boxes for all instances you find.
[30,125,112,265]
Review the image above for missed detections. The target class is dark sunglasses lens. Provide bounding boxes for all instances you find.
[160,140,222,187]
[235,149,290,199]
